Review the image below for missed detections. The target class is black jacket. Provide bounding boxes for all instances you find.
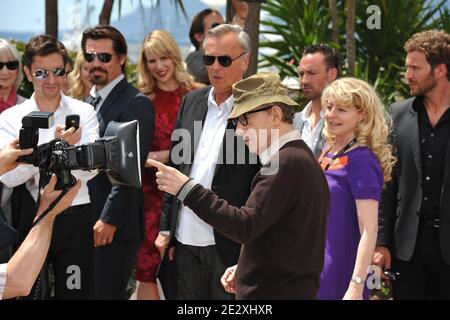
[88,77,154,240]
[159,86,260,266]
[378,97,450,264]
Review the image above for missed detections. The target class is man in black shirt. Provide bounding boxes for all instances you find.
[373,30,450,299]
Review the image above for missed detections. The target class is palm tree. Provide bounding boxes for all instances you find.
[45,0,58,38]
[99,0,115,25]
[345,0,355,76]
[243,1,262,77]
[329,0,339,44]
[98,0,186,25]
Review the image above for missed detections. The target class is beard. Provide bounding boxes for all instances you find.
[89,67,108,86]
[409,71,437,96]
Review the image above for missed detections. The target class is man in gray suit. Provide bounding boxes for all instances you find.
[373,30,450,299]
[293,44,339,157]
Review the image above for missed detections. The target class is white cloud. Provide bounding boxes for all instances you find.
[199,0,226,10]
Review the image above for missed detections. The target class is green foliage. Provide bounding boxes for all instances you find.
[260,0,449,105]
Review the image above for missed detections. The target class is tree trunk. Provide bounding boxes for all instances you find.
[226,0,235,23]
[244,2,261,77]
[345,0,356,76]
[329,0,339,44]
[99,0,115,25]
[45,0,58,38]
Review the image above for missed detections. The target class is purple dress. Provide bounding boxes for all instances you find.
[317,147,383,300]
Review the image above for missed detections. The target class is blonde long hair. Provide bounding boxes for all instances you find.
[137,29,200,99]
[68,51,91,100]
[321,77,396,184]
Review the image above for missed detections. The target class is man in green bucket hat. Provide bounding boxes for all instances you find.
[148,72,329,299]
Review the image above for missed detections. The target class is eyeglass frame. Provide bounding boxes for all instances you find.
[83,51,114,63]
[203,52,247,68]
[230,105,274,127]
[32,66,66,80]
[0,60,19,71]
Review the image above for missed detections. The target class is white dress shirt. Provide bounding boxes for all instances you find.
[0,92,99,206]
[295,102,324,152]
[175,88,234,247]
[0,263,6,300]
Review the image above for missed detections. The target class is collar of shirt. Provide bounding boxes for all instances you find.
[300,101,325,122]
[28,91,70,115]
[259,130,302,166]
[207,87,234,115]
[90,74,125,102]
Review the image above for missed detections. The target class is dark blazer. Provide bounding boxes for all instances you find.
[160,86,260,266]
[378,97,450,264]
[88,77,154,240]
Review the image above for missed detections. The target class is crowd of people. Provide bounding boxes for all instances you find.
[0,6,449,301]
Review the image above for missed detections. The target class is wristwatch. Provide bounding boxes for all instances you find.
[351,276,364,285]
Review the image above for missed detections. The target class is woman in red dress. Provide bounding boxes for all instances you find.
[134,29,202,300]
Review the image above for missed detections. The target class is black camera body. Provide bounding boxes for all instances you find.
[17,111,141,190]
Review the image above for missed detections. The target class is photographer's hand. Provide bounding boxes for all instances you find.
[93,220,117,247]
[0,139,33,176]
[37,174,81,219]
[55,125,82,145]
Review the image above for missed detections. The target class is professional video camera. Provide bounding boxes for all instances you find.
[18,111,141,190]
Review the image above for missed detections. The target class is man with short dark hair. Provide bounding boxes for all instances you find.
[0,34,99,299]
[373,30,450,300]
[185,8,224,84]
[293,44,339,157]
[82,25,154,299]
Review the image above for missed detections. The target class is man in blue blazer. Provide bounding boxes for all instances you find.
[82,25,154,299]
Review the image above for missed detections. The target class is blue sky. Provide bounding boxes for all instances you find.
[0,0,225,32]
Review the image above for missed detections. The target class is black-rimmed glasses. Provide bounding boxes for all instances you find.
[231,105,274,127]
[32,67,66,80]
[84,51,113,63]
[0,61,19,71]
[203,52,246,68]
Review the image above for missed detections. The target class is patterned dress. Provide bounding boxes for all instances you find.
[318,147,383,299]
[136,86,188,282]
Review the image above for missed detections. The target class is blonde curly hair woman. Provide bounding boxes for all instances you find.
[68,51,92,101]
[317,77,396,300]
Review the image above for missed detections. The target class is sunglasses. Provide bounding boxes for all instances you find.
[203,52,246,68]
[84,51,113,63]
[210,22,221,29]
[231,105,274,127]
[32,67,66,80]
[0,60,19,71]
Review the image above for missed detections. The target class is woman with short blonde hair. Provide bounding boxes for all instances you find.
[134,29,202,300]
[318,77,396,300]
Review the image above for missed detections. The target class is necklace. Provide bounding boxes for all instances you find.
[319,138,357,173]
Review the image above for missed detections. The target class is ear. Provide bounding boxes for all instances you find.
[327,68,338,82]
[271,105,283,125]
[358,110,367,123]
[23,66,32,82]
[241,52,250,73]
[434,63,448,80]
[194,33,204,48]
[118,54,127,70]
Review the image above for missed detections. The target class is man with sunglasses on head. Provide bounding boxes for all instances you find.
[154,24,260,300]
[81,25,154,300]
[0,35,99,299]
